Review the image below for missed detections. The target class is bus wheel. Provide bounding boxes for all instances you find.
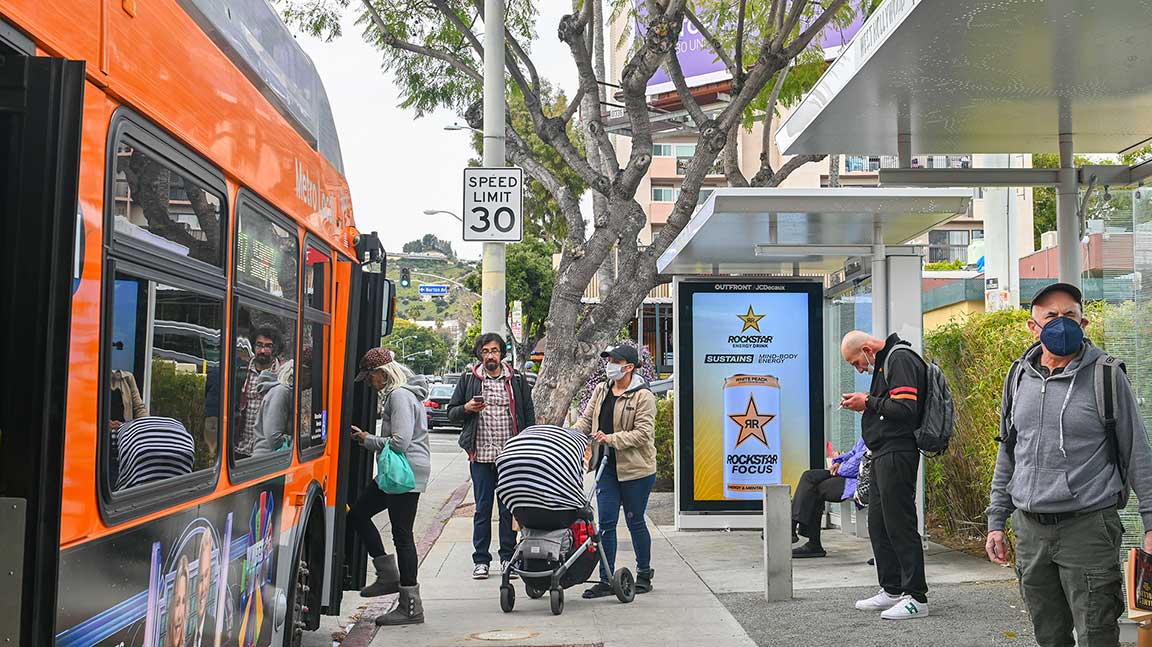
[288,556,311,647]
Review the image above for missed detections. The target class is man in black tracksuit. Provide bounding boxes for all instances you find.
[840,331,928,620]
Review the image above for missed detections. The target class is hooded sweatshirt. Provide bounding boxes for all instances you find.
[363,375,431,492]
[253,365,293,455]
[987,341,1152,532]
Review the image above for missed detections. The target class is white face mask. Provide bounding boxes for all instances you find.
[863,352,875,375]
[605,363,626,382]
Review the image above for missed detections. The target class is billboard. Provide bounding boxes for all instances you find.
[676,280,824,513]
[637,6,865,95]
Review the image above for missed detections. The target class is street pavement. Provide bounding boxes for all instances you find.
[305,431,1122,647]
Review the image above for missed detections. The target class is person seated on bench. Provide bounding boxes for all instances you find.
[496,424,591,531]
[792,436,869,558]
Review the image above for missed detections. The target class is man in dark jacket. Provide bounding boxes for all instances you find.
[447,333,535,580]
[840,330,928,620]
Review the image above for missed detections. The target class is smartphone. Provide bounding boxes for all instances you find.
[472,395,485,404]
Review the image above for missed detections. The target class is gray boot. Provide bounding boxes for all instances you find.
[375,584,424,626]
[360,555,400,597]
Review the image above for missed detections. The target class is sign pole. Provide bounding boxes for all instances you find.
[481,0,507,338]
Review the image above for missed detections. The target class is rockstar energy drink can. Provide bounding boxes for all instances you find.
[723,375,782,499]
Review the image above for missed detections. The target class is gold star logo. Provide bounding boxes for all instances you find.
[737,305,765,333]
[728,395,775,448]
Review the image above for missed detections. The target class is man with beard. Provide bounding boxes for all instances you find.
[448,333,535,580]
[235,326,282,459]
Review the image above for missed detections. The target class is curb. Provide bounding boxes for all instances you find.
[340,478,472,647]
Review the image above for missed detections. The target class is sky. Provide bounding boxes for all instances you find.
[297,5,581,261]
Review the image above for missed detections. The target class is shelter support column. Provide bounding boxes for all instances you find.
[887,252,925,543]
[1057,133,1081,286]
[871,223,887,338]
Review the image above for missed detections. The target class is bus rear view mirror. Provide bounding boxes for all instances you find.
[382,278,396,337]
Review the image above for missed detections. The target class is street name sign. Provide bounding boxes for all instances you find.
[462,167,523,242]
[418,285,449,296]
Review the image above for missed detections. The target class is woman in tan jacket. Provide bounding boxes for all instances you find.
[575,344,658,598]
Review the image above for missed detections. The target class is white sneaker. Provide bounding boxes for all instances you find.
[880,595,929,620]
[472,563,489,580]
[501,560,519,580]
[854,589,903,611]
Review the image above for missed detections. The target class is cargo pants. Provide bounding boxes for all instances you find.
[1013,509,1125,647]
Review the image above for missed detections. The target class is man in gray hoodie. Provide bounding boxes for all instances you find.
[986,283,1152,646]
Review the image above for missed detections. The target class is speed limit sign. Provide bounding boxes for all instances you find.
[462,167,523,242]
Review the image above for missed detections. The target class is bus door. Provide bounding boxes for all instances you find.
[328,238,393,610]
[0,54,85,647]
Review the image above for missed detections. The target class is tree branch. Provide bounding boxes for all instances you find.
[661,43,708,127]
[430,0,483,56]
[684,8,737,76]
[734,0,748,90]
[772,0,809,52]
[360,0,483,84]
[783,0,850,60]
[754,67,789,181]
[752,153,826,186]
[724,125,749,187]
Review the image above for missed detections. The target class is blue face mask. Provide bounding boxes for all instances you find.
[1035,316,1085,357]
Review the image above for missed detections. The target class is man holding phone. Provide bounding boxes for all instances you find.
[448,333,535,579]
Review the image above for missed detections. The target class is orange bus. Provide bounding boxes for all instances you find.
[0,1,396,645]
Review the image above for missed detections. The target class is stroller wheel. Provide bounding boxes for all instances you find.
[611,568,636,603]
[500,584,515,613]
[526,584,546,599]
[549,587,564,615]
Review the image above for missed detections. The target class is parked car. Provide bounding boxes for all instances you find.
[424,383,457,430]
[650,374,674,398]
[442,372,462,385]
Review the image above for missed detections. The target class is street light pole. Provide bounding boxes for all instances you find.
[481,0,507,338]
[422,208,463,224]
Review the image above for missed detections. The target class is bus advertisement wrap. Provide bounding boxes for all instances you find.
[55,480,286,647]
[677,281,824,513]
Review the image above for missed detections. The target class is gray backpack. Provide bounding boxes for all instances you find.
[883,346,955,456]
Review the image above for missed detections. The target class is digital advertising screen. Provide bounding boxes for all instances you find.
[677,280,824,513]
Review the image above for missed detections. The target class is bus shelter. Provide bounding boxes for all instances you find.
[658,187,971,531]
[774,0,1152,292]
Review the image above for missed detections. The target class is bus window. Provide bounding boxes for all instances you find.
[298,322,327,456]
[304,245,330,311]
[230,304,296,461]
[235,205,298,300]
[112,139,225,267]
[106,271,223,492]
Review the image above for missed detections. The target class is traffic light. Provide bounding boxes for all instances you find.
[399,267,411,288]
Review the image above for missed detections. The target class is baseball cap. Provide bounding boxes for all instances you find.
[601,345,639,366]
[1030,282,1083,306]
[354,347,393,382]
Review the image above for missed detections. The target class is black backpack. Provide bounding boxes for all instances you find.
[883,346,955,456]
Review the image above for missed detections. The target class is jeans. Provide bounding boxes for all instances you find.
[471,461,516,564]
[347,486,421,586]
[596,467,656,583]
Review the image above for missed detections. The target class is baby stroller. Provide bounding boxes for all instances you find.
[499,455,635,615]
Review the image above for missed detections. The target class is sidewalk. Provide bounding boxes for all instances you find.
[318,452,1053,647]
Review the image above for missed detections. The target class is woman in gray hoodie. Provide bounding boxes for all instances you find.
[348,347,431,626]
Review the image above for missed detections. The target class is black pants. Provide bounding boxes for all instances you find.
[513,506,581,531]
[347,486,421,586]
[869,451,927,601]
[791,469,847,544]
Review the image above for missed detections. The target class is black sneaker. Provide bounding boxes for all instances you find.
[582,582,613,599]
[792,543,827,559]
